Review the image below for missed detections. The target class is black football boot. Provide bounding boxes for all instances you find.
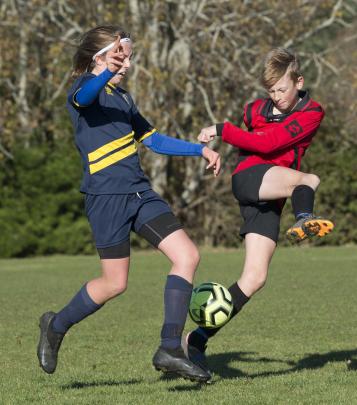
[37,311,65,374]
[152,345,211,383]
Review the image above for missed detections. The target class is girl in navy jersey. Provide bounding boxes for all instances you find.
[37,25,220,383]
[184,48,334,375]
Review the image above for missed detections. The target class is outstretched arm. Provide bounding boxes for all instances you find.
[131,101,221,175]
[142,132,221,176]
[197,109,324,154]
[219,111,323,153]
[142,132,203,156]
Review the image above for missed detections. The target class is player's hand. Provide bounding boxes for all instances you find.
[198,125,217,143]
[106,36,125,74]
[202,146,221,177]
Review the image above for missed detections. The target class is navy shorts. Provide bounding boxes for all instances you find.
[232,164,283,243]
[85,189,182,252]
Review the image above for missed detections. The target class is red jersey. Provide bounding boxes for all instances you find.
[218,91,324,174]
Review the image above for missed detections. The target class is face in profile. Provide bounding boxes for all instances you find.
[93,40,133,86]
[109,41,133,85]
[267,70,304,113]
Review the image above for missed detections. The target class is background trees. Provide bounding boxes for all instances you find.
[0,0,356,257]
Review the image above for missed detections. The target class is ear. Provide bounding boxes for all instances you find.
[296,76,304,90]
[94,55,106,67]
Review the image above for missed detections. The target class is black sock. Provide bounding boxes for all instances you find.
[291,185,315,220]
[188,282,250,351]
[160,275,192,349]
[52,284,103,334]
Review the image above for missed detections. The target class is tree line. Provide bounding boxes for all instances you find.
[0,0,356,257]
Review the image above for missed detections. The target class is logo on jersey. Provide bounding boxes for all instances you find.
[285,120,303,138]
[121,93,131,106]
[105,86,113,96]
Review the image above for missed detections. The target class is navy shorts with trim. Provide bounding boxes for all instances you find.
[85,189,180,251]
[232,164,283,243]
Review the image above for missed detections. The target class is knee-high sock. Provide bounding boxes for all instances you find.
[160,275,193,349]
[188,282,249,351]
[52,284,103,334]
[291,185,315,220]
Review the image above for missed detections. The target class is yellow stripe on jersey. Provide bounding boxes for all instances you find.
[89,143,137,174]
[88,132,134,162]
[72,88,83,108]
[137,128,157,143]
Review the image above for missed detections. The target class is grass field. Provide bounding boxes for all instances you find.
[1,247,357,404]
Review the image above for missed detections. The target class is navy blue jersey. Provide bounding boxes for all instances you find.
[66,73,156,194]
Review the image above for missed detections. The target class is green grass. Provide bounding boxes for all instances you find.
[1,247,357,404]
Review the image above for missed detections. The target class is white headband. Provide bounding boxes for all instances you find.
[92,38,131,60]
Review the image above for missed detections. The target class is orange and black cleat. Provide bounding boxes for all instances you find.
[286,216,334,243]
[286,217,309,242]
[303,217,334,238]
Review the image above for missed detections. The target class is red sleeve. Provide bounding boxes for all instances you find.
[243,99,264,130]
[222,108,324,154]
[243,102,253,130]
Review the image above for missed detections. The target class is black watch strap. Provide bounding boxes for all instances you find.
[216,123,224,136]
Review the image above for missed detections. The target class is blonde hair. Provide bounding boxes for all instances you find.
[72,25,130,78]
[261,48,301,89]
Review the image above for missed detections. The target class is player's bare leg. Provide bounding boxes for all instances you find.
[259,166,334,242]
[236,233,276,296]
[185,233,276,374]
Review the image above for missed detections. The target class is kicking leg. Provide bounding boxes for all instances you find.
[259,166,333,241]
[187,233,276,370]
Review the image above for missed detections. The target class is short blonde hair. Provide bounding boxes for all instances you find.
[261,48,301,89]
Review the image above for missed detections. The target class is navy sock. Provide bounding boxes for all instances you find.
[160,275,193,350]
[189,282,250,351]
[291,185,315,220]
[52,284,102,334]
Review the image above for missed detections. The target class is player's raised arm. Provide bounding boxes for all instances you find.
[105,35,125,74]
[72,35,126,107]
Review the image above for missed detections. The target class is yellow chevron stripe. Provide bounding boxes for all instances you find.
[137,128,157,143]
[88,132,134,162]
[89,143,137,174]
[72,88,83,107]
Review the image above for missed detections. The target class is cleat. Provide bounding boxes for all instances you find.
[37,311,65,374]
[152,346,211,383]
[303,217,334,238]
[286,217,309,242]
[182,334,213,380]
[286,216,334,243]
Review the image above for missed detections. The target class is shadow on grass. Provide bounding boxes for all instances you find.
[167,384,208,392]
[61,378,142,390]
[60,349,357,391]
[159,372,213,391]
[209,349,357,380]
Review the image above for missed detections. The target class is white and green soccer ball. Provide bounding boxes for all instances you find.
[189,282,233,328]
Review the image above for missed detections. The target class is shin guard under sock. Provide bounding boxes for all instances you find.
[160,275,193,349]
[52,284,102,334]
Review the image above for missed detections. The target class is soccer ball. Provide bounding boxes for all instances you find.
[189,282,233,329]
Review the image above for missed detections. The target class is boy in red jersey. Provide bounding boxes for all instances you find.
[184,48,334,376]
